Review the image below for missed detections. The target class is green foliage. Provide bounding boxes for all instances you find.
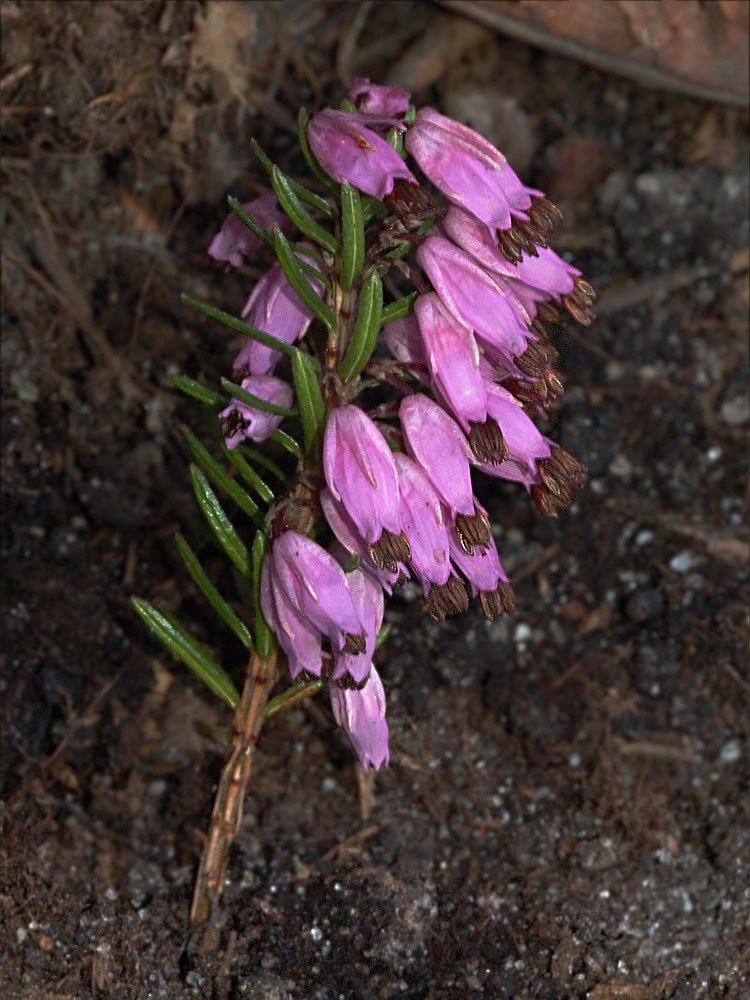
[132,598,240,709]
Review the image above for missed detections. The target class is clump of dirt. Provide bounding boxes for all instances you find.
[1,3,748,999]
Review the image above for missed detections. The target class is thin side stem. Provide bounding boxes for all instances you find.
[190,649,280,928]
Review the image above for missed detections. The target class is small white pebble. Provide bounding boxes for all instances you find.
[568,753,582,768]
[514,623,532,643]
[310,926,323,943]
[635,530,654,546]
[706,446,723,462]
[720,739,742,764]
[669,551,694,573]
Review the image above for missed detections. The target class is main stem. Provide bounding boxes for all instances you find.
[190,648,280,928]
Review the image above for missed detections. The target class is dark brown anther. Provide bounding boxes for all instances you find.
[468,419,509,465]
[383,179,435,225]
[335,672,370,692]
[562,276,596,325]
[343,632,367,655]
[479,581,517,620]
[530,317,551,341]
[529,195,563,235]
[497,230,524,265]
[423,577,469,622]
[536,300,563,325]
[517,340,557,377]
[455,509,491,555]
[503,376,549,409]
[368,530,411,573]
[543,369,565,399]
[533,448,586,517]
[219,409,246,440]
[531,484,561,518]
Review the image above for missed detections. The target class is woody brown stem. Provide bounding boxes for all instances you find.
[190,649,280,929]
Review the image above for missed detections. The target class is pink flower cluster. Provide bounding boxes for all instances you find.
[207,80,593,770]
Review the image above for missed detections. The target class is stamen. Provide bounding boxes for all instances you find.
[343,632,367,655]
[468,420,509,464]
[423,577,469,622]
[368,530,411,572]
[479,582,517,620]
[455,509,491,555]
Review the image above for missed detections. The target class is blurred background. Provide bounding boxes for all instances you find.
[2,2,748,998]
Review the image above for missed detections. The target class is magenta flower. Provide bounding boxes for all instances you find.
[348,78,410,117]
[400,394,493,556]
[382,314,428,377]
[219,375,293,448]
[449,533,516,621]
[234,262,321,376]
[323,406,409,572]
[443,206,579,316]
[321,488,408,593]
[330,666,389,770]
[474,382,552,482]
[393,453,451,590]
[308,109,416,199]
[208,191,291,268]
[260,565,323,679]
[417,235,531,363]
[330,567,383,684]
[414,292,486,430]
[405,107,539,233]
[261,531,365,672]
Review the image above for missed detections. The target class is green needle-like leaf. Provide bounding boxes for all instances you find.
[338,271,383,381]
[182,426,264,527]
[222,443,275,505]
[174,535,253,650]
[375,623,392,650]
[190,464,251,575]
[380,291,418,326]
[339,97,357,112]
[132,597,239,709]
[292,351,326,454]
[170,375,225,408]
[251,531,275,659]
[251,136,333,214]
[297,108,339,194]
[263,679,326,721]
[340,182,364,291]
[270,428,302,459]
[220,377,298,418]
[273,228,336,332]
[182,295,300,360]
[239,445,286,483]
[271,166,339,255]
[227,196,273,249]
[385,127,405,156]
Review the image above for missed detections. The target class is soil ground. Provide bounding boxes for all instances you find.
[1,3,748,999]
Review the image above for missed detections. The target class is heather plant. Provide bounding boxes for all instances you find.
[133,80,594,926]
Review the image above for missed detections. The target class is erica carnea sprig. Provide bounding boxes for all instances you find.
[134,78,593,923]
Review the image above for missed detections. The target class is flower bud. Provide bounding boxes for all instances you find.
[261,531,366,677]
[414,292,486,430]
[348,78,410,117]
[331,567,384,684]
[417,235,531,364]
[405,108,539,233]
[393,453,451,589]
[208,191,290,267]
[234,262,322,376]
[329,666,389,770]
[219,375,293,447]
[308,109,416,199]
[399,394,475,518]
[323,406,405,566]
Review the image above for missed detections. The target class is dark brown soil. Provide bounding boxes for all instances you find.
[2,3,748,999]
